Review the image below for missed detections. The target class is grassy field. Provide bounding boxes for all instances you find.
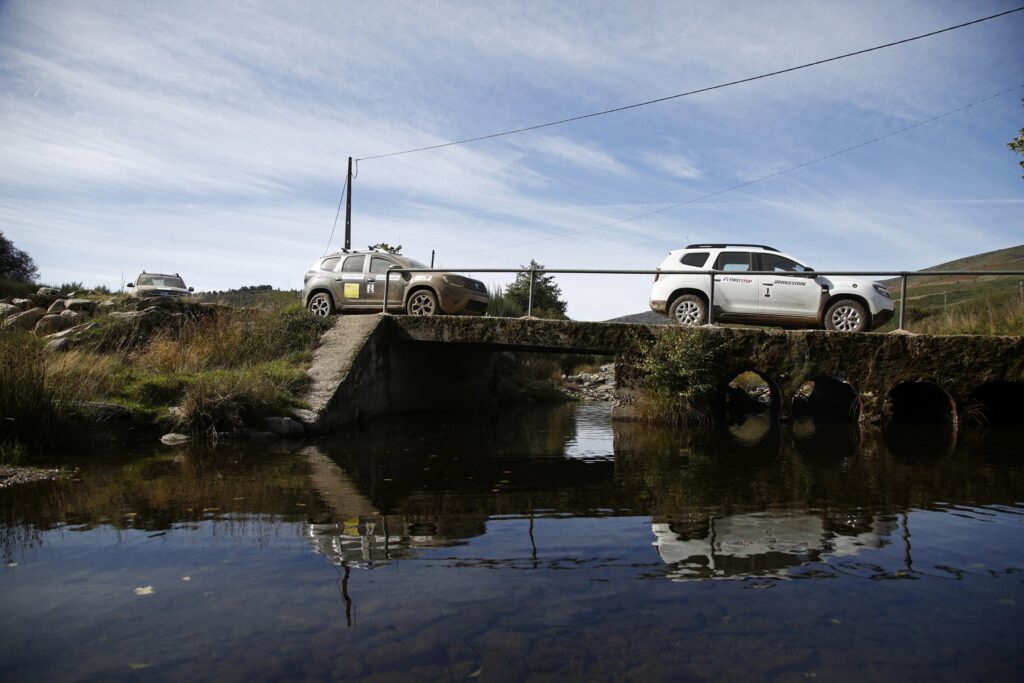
[880,245,1024,335]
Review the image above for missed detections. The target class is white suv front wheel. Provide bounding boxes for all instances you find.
[825,299,867,333]
[669,294,708,326]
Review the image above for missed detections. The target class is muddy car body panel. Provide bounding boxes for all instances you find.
[302,250,489,316]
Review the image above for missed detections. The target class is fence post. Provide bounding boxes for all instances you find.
[527,269,535,317]
[382,270,390,313]
[898,273,908,330]
[707,271,716,325]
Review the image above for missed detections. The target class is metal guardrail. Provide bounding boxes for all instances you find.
[381,268,1024,330]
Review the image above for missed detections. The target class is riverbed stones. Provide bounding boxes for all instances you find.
[3,307,46,330]
[264,416,305,437]
[562,364,616,401]
[160,433,192,445]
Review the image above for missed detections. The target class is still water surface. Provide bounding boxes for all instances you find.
[2,404,1023,682]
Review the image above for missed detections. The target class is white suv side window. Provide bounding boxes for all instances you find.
[760,253,808,272]
[681,252,710,268]
[714,252,751,271]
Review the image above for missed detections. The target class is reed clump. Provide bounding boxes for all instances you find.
[0,330,85,459]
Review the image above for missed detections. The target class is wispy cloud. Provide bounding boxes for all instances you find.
[1,0,1021,321]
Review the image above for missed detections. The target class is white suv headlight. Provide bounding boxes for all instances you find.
[872,283,891,299]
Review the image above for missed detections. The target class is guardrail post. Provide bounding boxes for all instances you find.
[898,273,908,330]
[382,271,390,313]
[528,269,535,317]
[707,271,716,325]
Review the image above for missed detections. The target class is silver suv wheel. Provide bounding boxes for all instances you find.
[407,290,439,316]
[308,292,333,317]
[825,299,866,333]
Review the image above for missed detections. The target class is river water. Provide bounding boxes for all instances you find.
[1,403,1022,682]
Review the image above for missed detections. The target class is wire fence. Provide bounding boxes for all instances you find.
[379,267,1024,331]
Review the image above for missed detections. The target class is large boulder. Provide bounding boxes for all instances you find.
[30,292,59,308]
[0,302,21,319]
[65,299,98,316]
[37,287,60,297]
[42,322,96,352]
[34,314,74,336]
[3,307,46,330]
[60,309,86,325]
[11,298,32,310]
[47,299,67,314]
[98,299,118,312]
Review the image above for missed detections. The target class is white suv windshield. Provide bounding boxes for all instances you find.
[138,275,185,288]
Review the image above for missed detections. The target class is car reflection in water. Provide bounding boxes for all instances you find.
[652,511,899,581]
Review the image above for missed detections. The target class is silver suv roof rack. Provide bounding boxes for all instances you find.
[686,243,778,252]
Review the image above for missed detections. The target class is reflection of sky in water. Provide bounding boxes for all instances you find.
[562,403,615,462]
[2,406,1024,681]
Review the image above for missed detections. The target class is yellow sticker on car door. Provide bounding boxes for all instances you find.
[344,283,360,298]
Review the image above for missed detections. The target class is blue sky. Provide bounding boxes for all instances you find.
[1,0,1022,320]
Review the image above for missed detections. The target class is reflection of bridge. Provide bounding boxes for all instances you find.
[296,315,1024,433]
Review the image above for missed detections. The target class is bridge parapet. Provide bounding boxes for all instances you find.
[391,315,1024,425]
[300,315,1024,432]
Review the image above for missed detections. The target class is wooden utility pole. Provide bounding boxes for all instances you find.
[344,156,353,251]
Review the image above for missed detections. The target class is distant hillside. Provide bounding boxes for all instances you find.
[607,310,668,325]
[883,244,1024,289]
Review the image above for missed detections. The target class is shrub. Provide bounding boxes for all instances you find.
[633,328,729,426]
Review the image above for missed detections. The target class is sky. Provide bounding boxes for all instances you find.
[1,0,1022,320]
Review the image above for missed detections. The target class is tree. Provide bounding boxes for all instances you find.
[0,231,38,283]
[503,259,569,319]
[368,242,402,254]
[1009,99,1024,179]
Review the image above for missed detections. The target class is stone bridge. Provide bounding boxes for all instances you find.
[295,314,1024,433]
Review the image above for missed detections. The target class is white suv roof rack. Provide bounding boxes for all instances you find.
[685,244,779,252]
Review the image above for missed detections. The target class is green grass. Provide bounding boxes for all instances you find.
[2,303,333,455]
[0,329,86,455]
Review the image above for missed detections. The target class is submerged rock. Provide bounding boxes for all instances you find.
[160,433,192,446]
[264,416,305,437]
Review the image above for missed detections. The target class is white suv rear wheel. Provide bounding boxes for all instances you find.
[669,294,707,326]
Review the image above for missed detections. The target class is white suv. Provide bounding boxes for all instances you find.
[649,244,894,332]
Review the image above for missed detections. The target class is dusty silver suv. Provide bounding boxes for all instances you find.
[126,272,194,298]
[302,250,489,317]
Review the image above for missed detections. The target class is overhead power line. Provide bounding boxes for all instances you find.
[358,7,1024,162]
[452,83,1024,255]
